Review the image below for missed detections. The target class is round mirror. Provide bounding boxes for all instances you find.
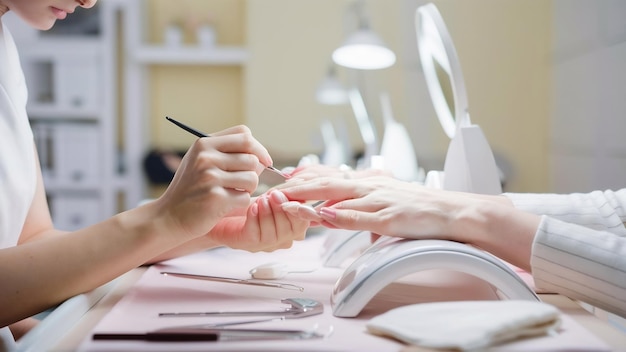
[415,3,470,139]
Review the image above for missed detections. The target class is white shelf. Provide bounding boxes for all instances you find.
[132,45,248,65]
[19,39,102,60]
[27,104,101,119]
[42,180,101,193]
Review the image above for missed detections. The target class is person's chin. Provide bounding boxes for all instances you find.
[30,19,56,31]
[27,17,56,31]
[37,20,56,31]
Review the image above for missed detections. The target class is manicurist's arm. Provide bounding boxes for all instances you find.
[0,126,308,328]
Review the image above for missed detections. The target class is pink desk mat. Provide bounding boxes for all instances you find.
[79,235,610,351]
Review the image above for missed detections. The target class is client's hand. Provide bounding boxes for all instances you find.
[278,176,477,242]
[207,190,310,252]
[289,164,392,181]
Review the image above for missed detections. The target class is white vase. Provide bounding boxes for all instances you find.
[197,25,216,48]
[164,25,183,47]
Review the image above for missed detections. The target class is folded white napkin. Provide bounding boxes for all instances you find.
[366,300,561,351]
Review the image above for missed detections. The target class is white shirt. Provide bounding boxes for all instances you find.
[505,190,626,318]
[0,21,37,350]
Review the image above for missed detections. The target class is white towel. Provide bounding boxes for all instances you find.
[366,300,561,351]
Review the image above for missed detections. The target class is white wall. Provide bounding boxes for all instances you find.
[550,0,626,193]
[550,0,626,330]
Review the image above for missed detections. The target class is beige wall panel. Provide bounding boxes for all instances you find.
[246,0,355,163]
[149,66,244,149]
[144,0,246,150]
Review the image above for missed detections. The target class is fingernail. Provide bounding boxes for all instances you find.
[281,201,300,213]
[250,203,259,216]
[261,195,270,209]
[319,207,336,219]
[300,205,321,219]
[256,163,265,175]
[270,190,288,203]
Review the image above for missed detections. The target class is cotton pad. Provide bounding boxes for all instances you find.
[249,262,290,279]
[366,300,561,351]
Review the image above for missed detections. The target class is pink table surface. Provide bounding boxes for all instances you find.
[78,234,611,351]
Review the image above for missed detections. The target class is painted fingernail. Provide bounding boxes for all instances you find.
[319,207,336,219]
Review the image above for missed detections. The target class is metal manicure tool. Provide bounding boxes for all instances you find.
[97,276,327,342]
[161,271,304,291]
[159,297,323,318]
[165,116,290,179]
[93,325,333,342]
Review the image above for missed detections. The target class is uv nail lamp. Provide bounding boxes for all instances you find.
[331,237,539,317]
[320,229,372,268]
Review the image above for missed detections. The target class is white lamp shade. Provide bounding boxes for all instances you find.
[316,75,348,105]
[332,29,396,70]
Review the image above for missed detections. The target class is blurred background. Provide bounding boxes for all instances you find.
[4,0,626,230]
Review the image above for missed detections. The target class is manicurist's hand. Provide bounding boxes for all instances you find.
[154,125,274,242]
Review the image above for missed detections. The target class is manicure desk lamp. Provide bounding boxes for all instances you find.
[417,3,501,194]
[378,91,424,182]
[330,3,537,318]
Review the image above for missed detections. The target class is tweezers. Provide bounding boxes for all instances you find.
[165,116,290,179]
[161,272,304,292]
